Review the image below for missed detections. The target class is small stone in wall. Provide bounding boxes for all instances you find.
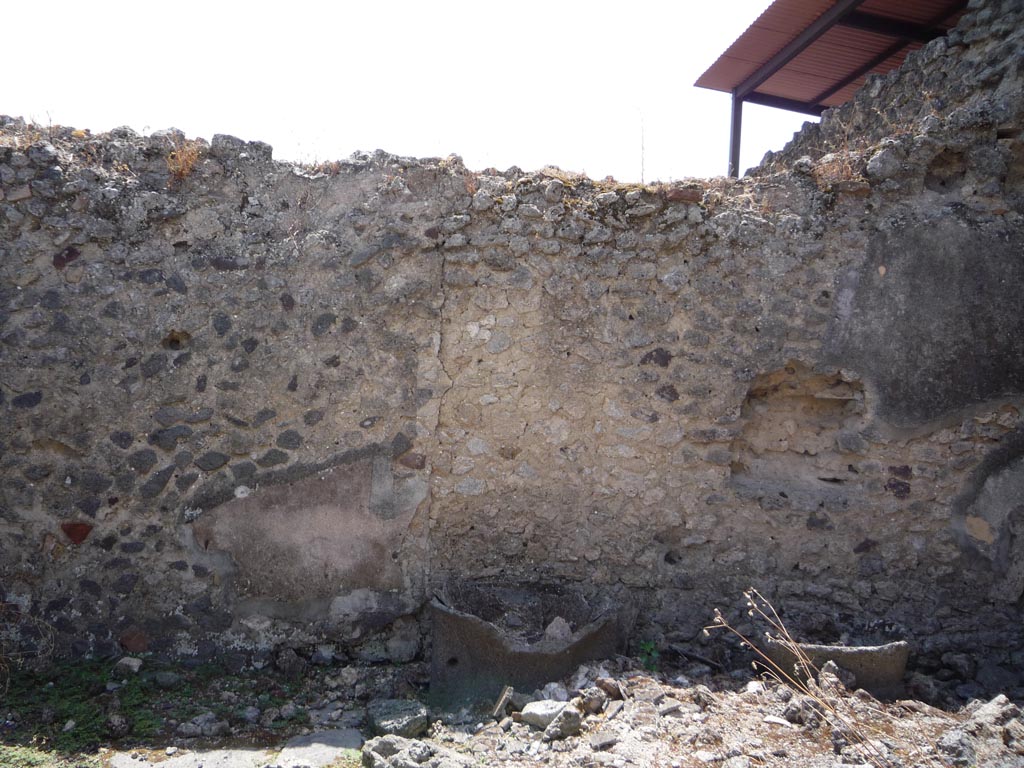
[212,312,232,336]
[486,331,512,354]
[253,408,277,427]
[76,497,101,517]
[257,448,289,467]
[472,189,494,210]
[640,348,672,367]
[466,437,488,456]
[6,184,32,202]
[390,432,413,458]
[148,425,193,452]
[129,449,158,474]
[232,461,257,480]
[311,313,337,337]
[543,179,564,202]
[141,354,167,379]
[656,384,680,402]
[11,391,42,408]
[25,464,51,481]
[866,147,903,180]
[276,430,303,449]
[153,406,186,426]
[455,478,485,496]
[885,478,911,498]
[139,466,175,498]
[195,451,229,471]
[112,573,139,595]
[109,431,134,449]
[399,453,426,470]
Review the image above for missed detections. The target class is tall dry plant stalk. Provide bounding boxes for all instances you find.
[705,588,944,768]
[0,601,54,694]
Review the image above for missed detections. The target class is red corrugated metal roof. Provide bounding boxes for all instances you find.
[696,0,965,113]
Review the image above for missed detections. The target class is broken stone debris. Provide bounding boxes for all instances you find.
[519,699,567,730]
[367,699,431,738]
[362,734,473,768]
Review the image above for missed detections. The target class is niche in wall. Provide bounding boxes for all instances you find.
[729,361,867,509]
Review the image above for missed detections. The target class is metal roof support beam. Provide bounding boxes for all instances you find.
[743,92,826,116]
[728,0,867,175]
[729,94,743,177]
[811,0,967,105]
[837,10,950,43]
[734,0,868,100]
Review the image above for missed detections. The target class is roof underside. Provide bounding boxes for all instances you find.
[696,0,967,115]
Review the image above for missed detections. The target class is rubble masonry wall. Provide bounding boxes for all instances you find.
[1,0,1022,671]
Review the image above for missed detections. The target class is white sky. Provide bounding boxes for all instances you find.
[4,1,815,181]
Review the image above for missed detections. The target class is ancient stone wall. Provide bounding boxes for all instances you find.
[1,0,1022,678]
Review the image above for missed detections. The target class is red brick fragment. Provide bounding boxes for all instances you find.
[61,521,93,544]
[119,627,149,653]
[53,246,81,270]
[663,186,703,203]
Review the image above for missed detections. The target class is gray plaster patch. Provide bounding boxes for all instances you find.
[369,454,428,520]
[959,453,1024,602]
[824,221,1024,428]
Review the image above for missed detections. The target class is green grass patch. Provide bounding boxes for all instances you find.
[1,657,323,759]
[0,744,101,768]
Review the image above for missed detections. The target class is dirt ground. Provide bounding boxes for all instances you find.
[3,647,1024,768]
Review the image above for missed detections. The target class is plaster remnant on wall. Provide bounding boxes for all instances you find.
[191,455,426,609]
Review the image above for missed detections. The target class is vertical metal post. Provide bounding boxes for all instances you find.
[728,93,743,178]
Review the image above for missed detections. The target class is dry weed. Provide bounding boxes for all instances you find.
[1,600,54,694]
[812,151,864,187]
[706,588,945,768]
[0,126,44,149]
[308,160,343,177]
[167,138,204,184]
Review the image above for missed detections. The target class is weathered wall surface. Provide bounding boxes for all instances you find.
[1,0,1022,682]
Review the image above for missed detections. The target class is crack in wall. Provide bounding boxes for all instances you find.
[434,248,456,426]
[424,246,456,594]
